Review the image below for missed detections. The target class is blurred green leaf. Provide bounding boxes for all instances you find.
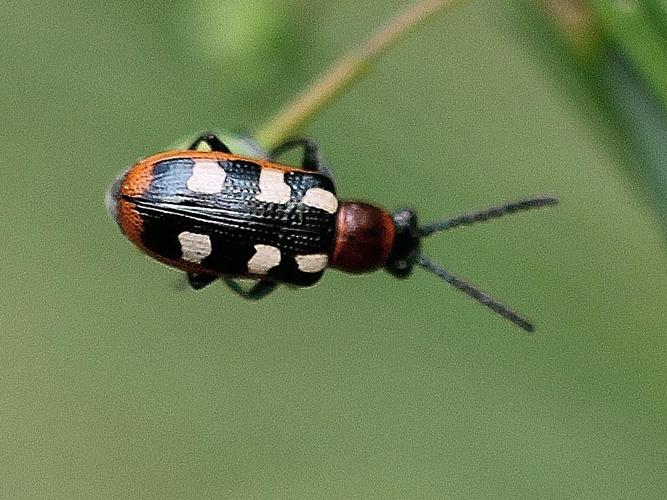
[645,0,667,37]
[513,1,667,240]
[589,0,667,112]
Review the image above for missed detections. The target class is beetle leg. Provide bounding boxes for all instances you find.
[189,132,232,153]
[223,277,277,300]
[268,138,333,179]
[187,272,218,290]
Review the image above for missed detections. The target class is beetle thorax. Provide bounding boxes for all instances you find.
[330,202,396,273]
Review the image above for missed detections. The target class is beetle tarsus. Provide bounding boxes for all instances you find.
[187,272,218,290]
[269,138,333,179]
[223,277,278,300]
[189,132,232,153]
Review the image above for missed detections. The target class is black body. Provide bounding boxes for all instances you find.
[128,155,337,287]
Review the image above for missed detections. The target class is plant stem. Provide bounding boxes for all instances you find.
[255,0,470,148]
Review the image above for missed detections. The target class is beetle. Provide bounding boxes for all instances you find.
[107,132,557,332]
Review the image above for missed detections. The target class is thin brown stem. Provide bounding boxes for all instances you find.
[255,0,470,148]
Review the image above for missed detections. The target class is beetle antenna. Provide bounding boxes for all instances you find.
[419,196,558,237]
[415,254,534,332]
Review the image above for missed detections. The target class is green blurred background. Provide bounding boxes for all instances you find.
[2,0,666,498]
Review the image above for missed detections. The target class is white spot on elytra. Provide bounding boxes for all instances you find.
[178,231,212,264]
[302,187,338,214]
[255,168,291,204]
[186,160,226,194]
[247,244,281,275]
[295,253,328,273]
